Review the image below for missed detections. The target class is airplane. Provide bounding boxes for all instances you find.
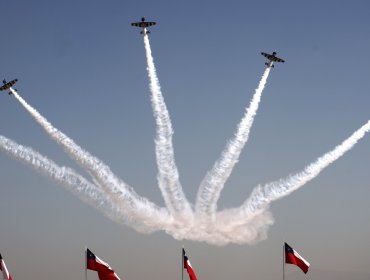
[0,79,18,95]
[131,17,156,35]
[261,51,285,68]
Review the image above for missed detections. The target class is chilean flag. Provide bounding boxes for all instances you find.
[183,249,197,280]
[0,254,13,280]
[86,248,121,280]
[284,243,310,274]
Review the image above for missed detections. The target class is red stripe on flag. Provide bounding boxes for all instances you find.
[286,252,309,274]
[86,249,120,280]
[183,249,198,280]
[0,258,13,280]
[184,259,197,280]
[284,243,310,274]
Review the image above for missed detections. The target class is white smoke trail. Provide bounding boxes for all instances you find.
[219,120,370,228]
[0,135,166,232]
[3,78,369,244]
[9,88,170,227]
[195,67,271,219]
[143,35,193,219]
[163,207,274,246]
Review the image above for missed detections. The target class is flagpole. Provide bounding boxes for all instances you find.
[85,246,87,280]
[182,246,184,280]
[0,256,3,280]
[282,241,285,280]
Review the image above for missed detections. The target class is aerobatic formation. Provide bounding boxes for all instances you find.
[1,18,370,245]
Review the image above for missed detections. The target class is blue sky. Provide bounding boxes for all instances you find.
[0,1,370,280]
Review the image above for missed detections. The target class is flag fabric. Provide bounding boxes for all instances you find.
[284,243,310,274]
[183,248,197,280]
[0,254,13,280]
[86,248,121,280]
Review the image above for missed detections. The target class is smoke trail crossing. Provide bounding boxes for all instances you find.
[195,67,271,219]
[143,35,193,219]
[10,88,170,227]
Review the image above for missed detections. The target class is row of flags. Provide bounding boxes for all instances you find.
[84,248,200,280]
[86,244,311,280]
[85,248,199,280]
[0,243,310,280]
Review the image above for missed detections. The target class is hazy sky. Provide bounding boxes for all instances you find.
[1,1,370,280]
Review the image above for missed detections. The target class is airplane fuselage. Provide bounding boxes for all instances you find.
[265,61,274,68]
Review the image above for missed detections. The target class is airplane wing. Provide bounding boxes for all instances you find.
[131,22,145,27]
[261,52,271,59]
[131,21,156,27]
[0,79,18,91]
[274,57,285,63]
